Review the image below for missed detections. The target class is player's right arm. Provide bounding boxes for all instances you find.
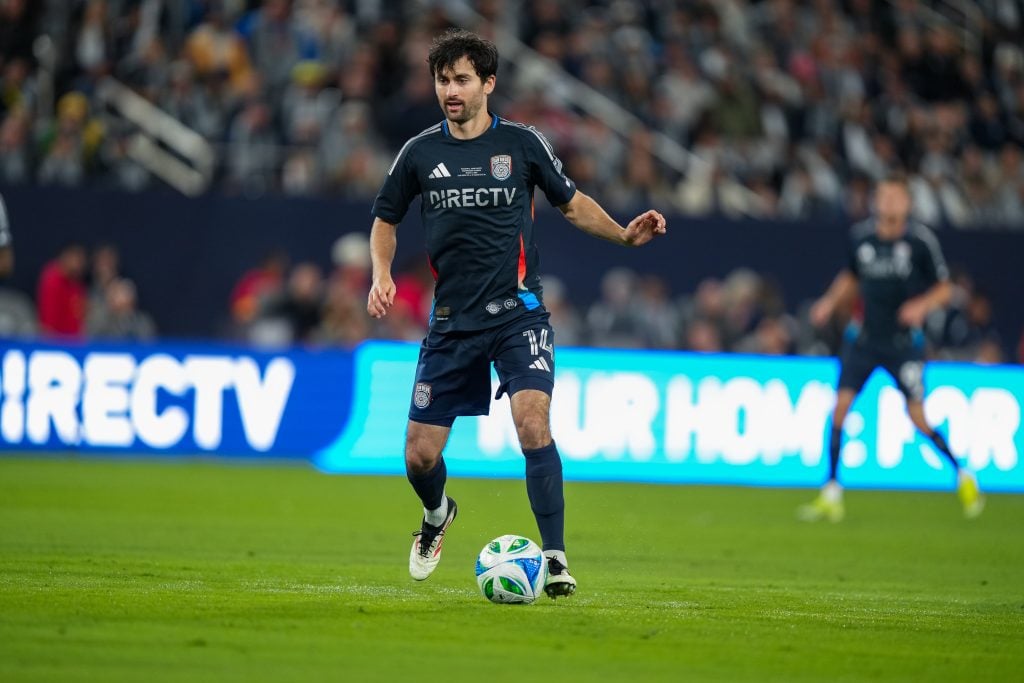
[810,270,858,328]
[367,130,426,319]
[368,217,397,319]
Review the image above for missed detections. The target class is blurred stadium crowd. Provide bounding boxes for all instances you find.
[0,0,1023,225]
[7,230,1013,364]
[0,0,1020,363]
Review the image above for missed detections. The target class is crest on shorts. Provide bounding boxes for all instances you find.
[413,383,432,409]
[486,302,502,315]
[490,154,512,181]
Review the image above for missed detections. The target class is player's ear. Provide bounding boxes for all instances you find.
[483,75,496,95]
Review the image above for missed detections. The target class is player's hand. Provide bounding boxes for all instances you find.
[809,297,833,328]
[622,210,667,247]
[368,274,396,318]
[898,298,929,328]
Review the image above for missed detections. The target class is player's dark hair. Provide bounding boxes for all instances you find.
[879,171,910,190]
[428,29,498,82]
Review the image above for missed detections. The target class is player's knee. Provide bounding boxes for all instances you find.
[404,437,440,474]
[514,412,551,451]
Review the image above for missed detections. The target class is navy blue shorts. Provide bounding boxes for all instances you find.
[408,310,556,427]
[838,341,925,401]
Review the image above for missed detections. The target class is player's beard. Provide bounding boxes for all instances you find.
[445,93,483,125]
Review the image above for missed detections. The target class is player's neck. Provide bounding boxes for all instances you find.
[446,110,492,140]
[877,217,907,240]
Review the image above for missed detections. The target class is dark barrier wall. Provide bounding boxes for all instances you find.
[2,185,1022,345]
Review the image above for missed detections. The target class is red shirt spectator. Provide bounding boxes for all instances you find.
[37,243,88,337]
[230,249,288,324]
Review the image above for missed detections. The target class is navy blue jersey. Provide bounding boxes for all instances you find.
[847,218,949,347]
[372,114,577,332]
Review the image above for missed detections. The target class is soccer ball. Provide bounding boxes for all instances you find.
[475,534,548,604]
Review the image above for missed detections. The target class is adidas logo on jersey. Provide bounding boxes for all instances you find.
[529,357,551,372]
[428,163,451,179]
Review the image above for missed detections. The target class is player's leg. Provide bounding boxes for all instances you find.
[405,332,491,580]
[509,389,563,553]
[493,312,574,597]
[799,343,872,522]
[508,388,574,598]
[406,418,460,580]
[896,361,984,518]
[826,388,857,484]
[798,388,855,522]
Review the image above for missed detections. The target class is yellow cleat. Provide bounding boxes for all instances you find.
[958,471,985,519]
[797,482,845,523]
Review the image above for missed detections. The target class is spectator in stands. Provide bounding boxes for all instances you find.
[0,105,31,184]
[735,315,797,356]
[250,262,323,346]
[3,0,1024,232]
[86,277,156,341]
[1,57,37,120]
[37,92,103,187]
[239,0,309,102]
[682,318,724,353]
[183,1,253,97]
[540,275,586,348]
[230,248,288,327]
[633,275,681,349]
[67,0,115,92]
[0,0,40,66]
[316,274,372,346]
[37,242,88,338]
[226,97,279,195]
[0,193,35,337]
[320,101,390,197]
[586,267,643,348]
[88,243,120,309]
[159,60,226,142]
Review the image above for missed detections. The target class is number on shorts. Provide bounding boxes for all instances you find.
[522,329,553,358]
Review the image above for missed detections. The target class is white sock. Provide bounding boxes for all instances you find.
[424,494,448,527]
[543,549,568,567]
[822,480,843,503]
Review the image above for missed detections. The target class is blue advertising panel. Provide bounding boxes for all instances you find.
[0,339,353,457]
[2,339,1022,492]
[316,343,1024,492]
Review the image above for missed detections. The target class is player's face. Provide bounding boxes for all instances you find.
[434,57,495,125]
[874,182,911,234]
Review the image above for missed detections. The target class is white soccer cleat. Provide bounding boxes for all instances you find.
[408,497,458,581]
[543,556,576,599]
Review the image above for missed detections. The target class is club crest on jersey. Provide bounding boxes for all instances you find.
[490,154,512,181]
[413,383,432,409]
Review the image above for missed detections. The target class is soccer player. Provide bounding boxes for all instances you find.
[799,174,983,522]
[367,29,667,597]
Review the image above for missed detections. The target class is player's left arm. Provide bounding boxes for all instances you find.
[898,280,951,328]
[898,229,952,328]
[558,191,667,247]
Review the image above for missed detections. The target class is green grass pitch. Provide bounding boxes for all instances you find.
[1,457,1022,682]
